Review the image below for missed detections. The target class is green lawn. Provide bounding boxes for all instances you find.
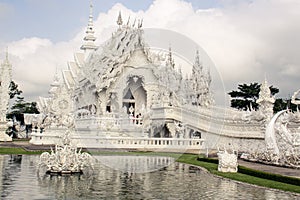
[176,154,300,194]
[0,147,44,155]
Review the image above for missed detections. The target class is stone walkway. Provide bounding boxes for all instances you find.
[238,159,300,179]
[1,140,299,179]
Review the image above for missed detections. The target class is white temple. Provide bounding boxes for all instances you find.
[30,2,269,150]
[25,2,299,162]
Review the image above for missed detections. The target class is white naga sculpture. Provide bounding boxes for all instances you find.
[217,148,238,173]
[247,89,300,168]
[0,50,12,142]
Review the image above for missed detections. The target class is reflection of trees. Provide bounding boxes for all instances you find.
[1,155,22,198]
[118,172,145,199]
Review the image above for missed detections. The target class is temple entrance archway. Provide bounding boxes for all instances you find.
[122,76,147,116]
[123,89,135,115]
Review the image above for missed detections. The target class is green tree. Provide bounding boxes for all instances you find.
[7,96,40,125]
[273,98,298,113]
[9,81,22,99]
[228,82,279,111]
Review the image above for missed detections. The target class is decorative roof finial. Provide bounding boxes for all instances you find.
[166,44,175,68]
[195,49,200,64]
[264,73,268,84]
[87,0,94,29]
[5,46,8,61]
[117,11,123,27]
[81,0,97,53]
[3,46,11,65]
[138,19,143,28]
[127,16,131,26]
[194,49,203,71]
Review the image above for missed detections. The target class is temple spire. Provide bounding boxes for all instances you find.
[5,47,8,61]
[166,45,175,68]
[117,11,123,28]
[81,0,97,53]
[0,48,13,141]
[195,50,200,65]
[193,49,203,71]
[2,47,10,66]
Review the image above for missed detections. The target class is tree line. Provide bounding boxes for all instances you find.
[228,82,298,113]
[7,81,39,125]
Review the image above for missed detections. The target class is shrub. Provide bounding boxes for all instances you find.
[238,165,300,186]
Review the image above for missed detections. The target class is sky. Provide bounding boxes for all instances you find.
[0,0,299,106]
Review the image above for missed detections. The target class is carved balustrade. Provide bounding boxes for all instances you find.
[30,133,204,150]
[150,106,264,139]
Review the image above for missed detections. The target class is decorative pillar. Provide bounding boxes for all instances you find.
[0,50,12,141]
[256,78,275,124]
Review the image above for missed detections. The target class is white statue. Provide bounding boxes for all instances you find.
[39,129,94,174]
[217,148,238,173]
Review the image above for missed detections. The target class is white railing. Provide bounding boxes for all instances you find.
[30,133,204,150]
[151,106,264,138]
[75,115,144,130]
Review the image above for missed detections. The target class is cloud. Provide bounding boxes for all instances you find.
[2,0,300,104]
[6,38,80,101]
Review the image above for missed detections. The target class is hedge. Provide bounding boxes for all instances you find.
[238,165,300,186]
[197,157,219,164]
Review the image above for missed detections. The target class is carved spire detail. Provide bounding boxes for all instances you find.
[257,77,275,104]
[166,45,175,68]
[0,48,12,123]
[117,11,123,27]
[5,47,8,61]
[81,0,97,53]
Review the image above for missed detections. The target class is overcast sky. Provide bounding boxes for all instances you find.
[0,0,299,106]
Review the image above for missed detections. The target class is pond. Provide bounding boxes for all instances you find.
[0,155,298,200]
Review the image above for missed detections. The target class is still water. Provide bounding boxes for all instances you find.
[0,155,298,200]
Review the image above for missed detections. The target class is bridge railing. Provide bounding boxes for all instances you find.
[151,106,264,138]
[30,132,205,150]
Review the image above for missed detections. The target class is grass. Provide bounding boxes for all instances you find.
[0,147,43,155]
[0,146,299,193]
[176,154,300,194]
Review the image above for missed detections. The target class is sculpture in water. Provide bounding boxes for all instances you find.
[39,114,94,174]
[217,148,238,173]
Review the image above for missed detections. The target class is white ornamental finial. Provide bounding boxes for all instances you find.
[166,44,175,68]
[257,77,275,112]
[195,49,201,66]
[80,0,97,53]
[117,11,123,27]
[193,49,203,72]
[89,0,93,16]
[5,46,8,61]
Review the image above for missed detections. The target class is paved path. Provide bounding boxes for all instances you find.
[238,159,300,179]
